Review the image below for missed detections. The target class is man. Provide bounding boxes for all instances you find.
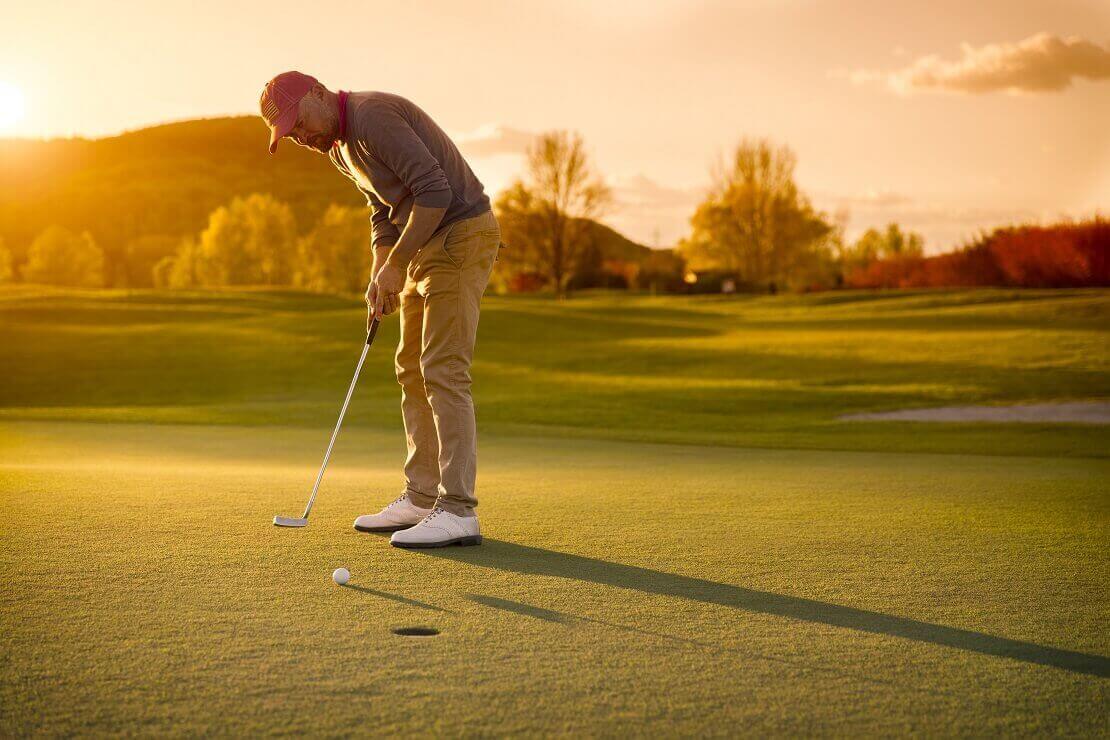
[260,71,500,548]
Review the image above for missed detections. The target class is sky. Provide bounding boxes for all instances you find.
[2,0,1108,251]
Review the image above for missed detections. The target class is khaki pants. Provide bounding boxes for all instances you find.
[395,209,500,517]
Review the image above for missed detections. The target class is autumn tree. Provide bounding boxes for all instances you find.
[494,131,611,297]
[151,237,201,288]
[115,235,181,288]
[678,139,833,291]
[295,205,372,295]
[843,223,924,267]
[21,226,105,287]
[196,194,297,285]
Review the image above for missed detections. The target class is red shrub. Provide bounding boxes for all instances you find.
[846,218,1109,289]
[509,271,548,293]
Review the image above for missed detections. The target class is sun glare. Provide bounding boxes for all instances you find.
[0,81,27,130]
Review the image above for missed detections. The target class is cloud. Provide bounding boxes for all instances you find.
[835,33,1110,95]
[605,174,705,247]
[603,179,1040,251]
[454,124,536,157]
[610,174,704,209]
[812,190,1044,251]
[824,190,913,210]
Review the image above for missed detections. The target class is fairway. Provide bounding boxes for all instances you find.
[1,288,1108,734]
[2,287,1108,457]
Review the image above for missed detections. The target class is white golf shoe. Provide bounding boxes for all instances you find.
[353,494,433,533]
[390,507,482,548]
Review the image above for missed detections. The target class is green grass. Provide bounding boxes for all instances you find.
[1,287,1108,734]
[1,286,1108,456]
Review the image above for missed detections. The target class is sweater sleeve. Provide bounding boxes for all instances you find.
[358,104,452,209]
[329,148,401,249]
[366,190,400,249]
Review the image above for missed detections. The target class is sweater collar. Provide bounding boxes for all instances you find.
[334,90,350,147]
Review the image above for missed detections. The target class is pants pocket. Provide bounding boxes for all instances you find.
[441,225,468,269]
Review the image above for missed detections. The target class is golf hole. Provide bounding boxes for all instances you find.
[392,626,440,637]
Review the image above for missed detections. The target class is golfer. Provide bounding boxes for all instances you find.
[260,71,499,548]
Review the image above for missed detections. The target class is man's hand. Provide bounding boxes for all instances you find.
[366,261,404,322]
[365,282,399,326]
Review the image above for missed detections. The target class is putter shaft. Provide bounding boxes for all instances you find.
[298,319,381,520]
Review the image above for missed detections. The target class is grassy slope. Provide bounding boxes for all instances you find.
[0,287,1107,457]
[1,288,1108,734]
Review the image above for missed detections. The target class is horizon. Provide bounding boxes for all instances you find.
[3,0,1109,251]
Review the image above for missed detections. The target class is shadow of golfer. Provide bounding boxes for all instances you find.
[344,584,451,613]
[465,593,568,623]
[423,540,1108,678]
[463,592,962,696]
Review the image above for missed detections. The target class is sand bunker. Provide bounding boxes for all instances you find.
[841,401,1110,425]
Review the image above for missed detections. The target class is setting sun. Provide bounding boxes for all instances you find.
[0,81,26,129]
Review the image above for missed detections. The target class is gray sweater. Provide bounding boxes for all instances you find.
[328,92,490,249]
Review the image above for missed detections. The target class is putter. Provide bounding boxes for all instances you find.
[273,317,381,528]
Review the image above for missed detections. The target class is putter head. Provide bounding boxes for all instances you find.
[273,515,308,528]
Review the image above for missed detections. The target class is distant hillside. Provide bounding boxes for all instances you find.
[0,117,652,285]
[580,219,652,262]
[0,117,359,267]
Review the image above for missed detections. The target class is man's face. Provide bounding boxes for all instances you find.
[287,95,337,153]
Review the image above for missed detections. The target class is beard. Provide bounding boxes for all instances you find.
[307,120,340,152]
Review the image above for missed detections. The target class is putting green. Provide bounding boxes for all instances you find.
[2,421,1107,735]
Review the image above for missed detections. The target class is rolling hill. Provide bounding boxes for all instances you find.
[0,117,652,286]
[0,117,358,278]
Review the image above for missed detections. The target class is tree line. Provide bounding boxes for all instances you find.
[0,196,377,295]
[2,127,1102,295]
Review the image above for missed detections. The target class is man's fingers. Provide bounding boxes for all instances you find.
[366,281,401,320]
[372,288,384,319]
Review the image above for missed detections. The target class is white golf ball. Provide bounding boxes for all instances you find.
[332,567,350,586]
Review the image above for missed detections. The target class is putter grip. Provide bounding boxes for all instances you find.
[366,317,380,346]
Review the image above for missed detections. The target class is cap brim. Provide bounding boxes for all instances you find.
[267,106,299,154]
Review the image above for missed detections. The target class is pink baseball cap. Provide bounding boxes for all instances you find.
[260,71,318,153]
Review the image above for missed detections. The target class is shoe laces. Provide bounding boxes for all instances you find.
[420,506,446,524]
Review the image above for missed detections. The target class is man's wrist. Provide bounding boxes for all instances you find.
[386,244,414,272]
[372,245,392,274]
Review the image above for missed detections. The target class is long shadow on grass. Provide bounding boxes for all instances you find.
[344,585,451,613]
[423,541,1109,678]
[466,594,958,697]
